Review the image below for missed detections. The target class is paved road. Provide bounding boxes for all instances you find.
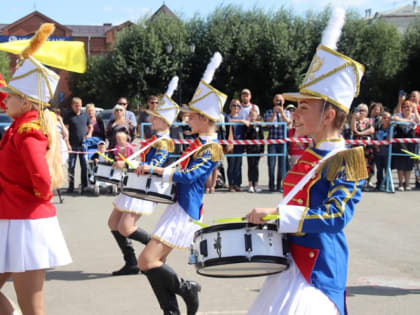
[3,158,420,314]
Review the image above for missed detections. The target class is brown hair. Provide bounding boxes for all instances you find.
[147,95,158,102]
[325,102,347,130]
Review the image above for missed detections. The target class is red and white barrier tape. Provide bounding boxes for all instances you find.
[68,137,420,154]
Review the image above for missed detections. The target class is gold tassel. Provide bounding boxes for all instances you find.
[152,138,175,153]
[318,146,368,181]
[21,23,55,59]
[194,143,224,162]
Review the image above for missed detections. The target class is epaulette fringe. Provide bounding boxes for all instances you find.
[318,146,368,181]
[152,138,175,153]
[18,120,41,134]
[194,143,224,162]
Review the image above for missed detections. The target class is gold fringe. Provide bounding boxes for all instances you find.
[152,138,175,153]
[21,24,55,59]
[317,146,368,181]
[17,120,41,134]
[194,143,224,162]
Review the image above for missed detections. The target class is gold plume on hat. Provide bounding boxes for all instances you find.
[21,23,55,60]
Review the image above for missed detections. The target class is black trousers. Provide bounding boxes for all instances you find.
[247,156,260,185]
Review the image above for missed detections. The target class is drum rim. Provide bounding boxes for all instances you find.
[126,169,163,178]
[94,175,121,184]
[195,222,278,235]
[121,190,176,204]
[195,255,289,278]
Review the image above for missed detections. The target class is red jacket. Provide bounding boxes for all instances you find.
[0,110,55,219]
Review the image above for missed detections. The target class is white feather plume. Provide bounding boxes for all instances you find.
[165,76,179,98]
[201,52,223,84]
[321,7,346,50]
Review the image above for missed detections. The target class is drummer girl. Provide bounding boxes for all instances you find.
[0,24,74,315]
[245,17,368,315]
[137,79,226,314]
[108,94,179,276]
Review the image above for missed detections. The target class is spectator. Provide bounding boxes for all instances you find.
[369,102,384,131]
[138,95,159,139]
[239,88,260,120]
[116,97,137,127]
[264,94,290,192]
[392,100,419,191]
[351,103,375,189]
[225,99,248,192]
[63,97,93,194]
[85,103,105,140]
[245,109,264,193]
[112,131,134,161]
[374,112,391,191]
[106,104,136,149]
[409,91,420,188]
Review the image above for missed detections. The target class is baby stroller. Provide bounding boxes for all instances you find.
[86,137,119,196]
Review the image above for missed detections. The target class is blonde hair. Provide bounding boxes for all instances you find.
[36,104,64,189]
[85,103,95,111]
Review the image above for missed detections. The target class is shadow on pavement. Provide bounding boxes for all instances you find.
[347,285,420,296]
[46,270,111,281]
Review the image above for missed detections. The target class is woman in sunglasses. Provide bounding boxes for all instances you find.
[105,104,136,150]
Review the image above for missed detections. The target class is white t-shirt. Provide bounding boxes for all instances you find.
[239,103,260,120]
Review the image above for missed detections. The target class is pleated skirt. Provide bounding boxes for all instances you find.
[0,217,72,273]
[113,193,156,215]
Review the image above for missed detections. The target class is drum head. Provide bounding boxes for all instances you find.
[196,255,289,278]
[121,190,175,204]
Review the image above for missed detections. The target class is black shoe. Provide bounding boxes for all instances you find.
[80,186,92,195]
[269,186,276,192]
[112,264,140,276]
[180,280,201,315]
[65,188,74,194]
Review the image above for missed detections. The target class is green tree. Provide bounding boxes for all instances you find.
[401,18,420,93]
[0,52,11,80]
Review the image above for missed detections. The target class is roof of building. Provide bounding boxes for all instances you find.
[381,3,419,16]
[150,4,179,20]
[66,24,115,37]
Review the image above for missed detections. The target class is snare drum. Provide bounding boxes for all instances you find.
[122,170,176,204]
[94,162,125,184]
[191,223,289,278]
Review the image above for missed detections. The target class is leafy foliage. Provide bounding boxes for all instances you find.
[69,6,418,112]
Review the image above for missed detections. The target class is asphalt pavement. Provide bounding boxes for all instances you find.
[2,157,420,315]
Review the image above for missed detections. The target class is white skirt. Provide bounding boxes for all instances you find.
[113,193,156,215]
[248,259,338,315]
[152,202,201,249]
[0,217,72,273]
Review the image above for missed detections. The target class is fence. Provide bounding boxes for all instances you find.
[137,121,420,193]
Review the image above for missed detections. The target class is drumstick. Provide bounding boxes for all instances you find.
[192,220,209,228]
[213,215,279,223]
[97,151,114,163]
[118,153,136,169]
[401,149,420,160]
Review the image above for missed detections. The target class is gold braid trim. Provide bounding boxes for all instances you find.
[18,120,41,134]
[194,143,224,162]
[317,146,368,181]
[152,138,175,153]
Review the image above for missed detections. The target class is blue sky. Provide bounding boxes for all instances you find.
[0,0,413,26]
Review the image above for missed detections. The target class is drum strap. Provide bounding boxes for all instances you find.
[279,147,346,206]
[126,136,170,162]
[166,145,203,169]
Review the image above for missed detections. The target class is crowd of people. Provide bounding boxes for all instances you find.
[54,89,420,195]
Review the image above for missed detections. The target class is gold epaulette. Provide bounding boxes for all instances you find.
[317,146,368,181]
[152,138,175,153]
[18,120,41,134]
[194,142,224,162]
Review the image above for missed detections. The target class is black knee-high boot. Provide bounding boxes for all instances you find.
[127,227,151,245]
[146,264,201,315]
[111,230,140,276]
[145,267,180,315]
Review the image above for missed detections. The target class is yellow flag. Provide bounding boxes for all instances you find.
[0,40,87,73]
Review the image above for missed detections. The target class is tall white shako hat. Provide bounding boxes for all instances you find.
[145,76,180,126]
[283,8,364,113]
[181,52,227,121]
[0,24,59,106]
[1,56,59,106]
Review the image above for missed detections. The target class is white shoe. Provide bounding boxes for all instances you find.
[248,186,255,193]
[405,186,412,191]
[398,186,404,191]
[254,186,262,193]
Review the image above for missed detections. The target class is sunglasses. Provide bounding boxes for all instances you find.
[231,104,241,108]
[150,101,159,104]
[115,109,124,112]
[117,102,127,105]
[402,106,410,109]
